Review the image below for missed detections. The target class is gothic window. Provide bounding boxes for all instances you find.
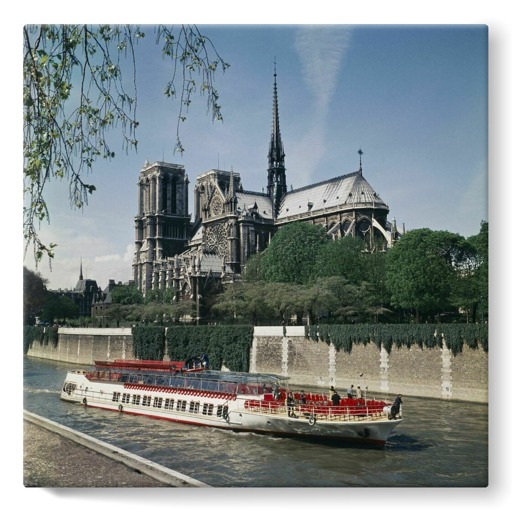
[358,218,371,234]
[210,196,223,216]
[205,223,228,257]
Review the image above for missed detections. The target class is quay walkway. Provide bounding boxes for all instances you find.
[23,410,209,488]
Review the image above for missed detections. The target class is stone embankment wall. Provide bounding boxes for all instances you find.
[27,328,134,365]
[27,326,488,403]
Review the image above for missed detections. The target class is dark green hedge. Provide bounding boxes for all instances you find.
[23,325,58,354]
[306,323,488,355]
[132,325,166,360]
[166,325,254,372]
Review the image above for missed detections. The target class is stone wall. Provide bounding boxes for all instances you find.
[251,327,487,403]
[27,328,134,365]
[26,326,488,403]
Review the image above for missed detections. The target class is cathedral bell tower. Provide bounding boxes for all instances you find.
[132,161,190,296]
[267,63,287,218]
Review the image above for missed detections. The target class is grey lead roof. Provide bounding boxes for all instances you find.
[236,192,273,219]
[278,170,388,219]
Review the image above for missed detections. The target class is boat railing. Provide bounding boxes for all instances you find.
[244,399,390,422]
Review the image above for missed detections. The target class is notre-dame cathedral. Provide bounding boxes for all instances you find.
[132,69,400,303]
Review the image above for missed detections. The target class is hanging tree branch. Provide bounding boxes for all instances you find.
[23,24,229,264]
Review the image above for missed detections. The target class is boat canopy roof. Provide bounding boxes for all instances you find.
[193,370,289,385]
[90,364,289,392]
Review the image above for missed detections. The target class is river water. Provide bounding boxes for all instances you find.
[23,357,488,488]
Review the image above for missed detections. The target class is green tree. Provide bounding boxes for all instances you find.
[24,24,229,263]
[385,228,475,322]
[261,223,329,284]
[243,252,265,282]
[104,303,131,327]
[40,293,79,323]
[111,284,143,305]
[315,236,368,284]
[212,280,276,325]
[23,266,48,324]
[472,220,488,321]
[455,221,488,322]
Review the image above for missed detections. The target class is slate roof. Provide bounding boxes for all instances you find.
[236,191,274,219]
[278,170,388,220]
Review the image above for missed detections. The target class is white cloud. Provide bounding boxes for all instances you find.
[293,26,352,182]
[294,26,352,111]
[123,244,135,262]
[95,254,121,263]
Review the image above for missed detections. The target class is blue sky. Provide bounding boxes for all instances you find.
[22,23,488,291]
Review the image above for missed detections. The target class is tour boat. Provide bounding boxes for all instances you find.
[60,357,403,446]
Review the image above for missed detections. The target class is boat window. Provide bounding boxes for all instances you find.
[112,392,121,402]
[217,405,228,418]
[153,397,163,408]
[121,393,130,403]
[132,394,141,405]
[177,400,187,412]
[189,401,200,414]
[164,398,174,410]
[142,395,151,406]
[202,404,214,416]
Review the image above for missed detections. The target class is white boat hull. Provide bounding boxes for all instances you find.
[60,370,402,446]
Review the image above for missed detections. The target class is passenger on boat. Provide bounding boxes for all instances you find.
[331,390,341,406]
[347,385,355,398]
[390,394,402,419]
[286,392,297,417]
[356,386,362,399]
[273,383,280,401]
[299,390,307,404]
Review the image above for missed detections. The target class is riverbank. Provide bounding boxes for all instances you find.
[26,326,488,403]
[23,411,209,488]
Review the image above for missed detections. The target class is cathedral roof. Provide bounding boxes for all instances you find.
[236,191,273,219]
[277,170,388,220]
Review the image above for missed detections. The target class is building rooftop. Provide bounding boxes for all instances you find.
[278,170,388,220]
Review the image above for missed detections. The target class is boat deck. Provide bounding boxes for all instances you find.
[244,395,391,422]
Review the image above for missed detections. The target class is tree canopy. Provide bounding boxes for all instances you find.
[385,228,477,321]
[23,24,229,264]
[261,223,329,284]
[111,284,143,305]
[23,266,48,324]
[314,236,368,284]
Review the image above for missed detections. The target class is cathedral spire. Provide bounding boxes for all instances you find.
[79,259,83,281]
[268,59,285,170]
[358,148,364,173]
[267,60,287,217]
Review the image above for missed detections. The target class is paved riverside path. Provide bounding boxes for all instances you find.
[23,411,210,488]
